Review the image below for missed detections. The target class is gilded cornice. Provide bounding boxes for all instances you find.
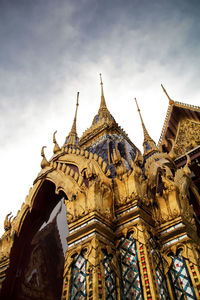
[36,146,112,182]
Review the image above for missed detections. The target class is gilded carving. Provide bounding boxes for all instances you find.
[40,146,50,169]
[145,152,174,196]
[0,217,14,261]
[131,152,148,203]
[113,151,149,207]
[174,155,191,212]
[111,146,127,180]
[53,131,61,154]
[120,221,151,245]
[174,119,200,156]
[0,214,14,288]
[3,213,12,232]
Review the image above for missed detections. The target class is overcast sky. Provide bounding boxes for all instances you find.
[0,0,200,235]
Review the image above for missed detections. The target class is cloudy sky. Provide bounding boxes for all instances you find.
[0,0,200,235]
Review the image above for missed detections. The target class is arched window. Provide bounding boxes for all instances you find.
[70,250,87,299]
[118,234,144,299]
[168,249,196,299]
[102,249,118,299]
[149,237,169,299]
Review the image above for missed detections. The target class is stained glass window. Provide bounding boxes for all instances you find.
[152,249,169,299]
[118,234,144,300]
[169,250,196,299]
[70,251,87,299]
[102,250,118,300]
[149,237,169,299]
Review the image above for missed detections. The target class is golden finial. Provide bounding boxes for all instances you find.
[41,146,46,157]
[100,73,103,86]
[65,92,79,147]
[134,98,158,155]
[99,73,107,110]
[134,98,150,142]
[161,84,174,105]
[53,131,57,144]
[41,146,50,169]
[75,92,79,116]
[53,131,61,154]
[70,92,79,134]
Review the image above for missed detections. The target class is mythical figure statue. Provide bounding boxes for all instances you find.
[131,151,148,203]
[174,155,192,214]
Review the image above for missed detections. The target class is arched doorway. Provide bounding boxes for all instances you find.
[1,180,68,300]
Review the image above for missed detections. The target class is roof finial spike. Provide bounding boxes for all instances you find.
[99,73,107,110]
[134,98,158,155]
[134,98,150,141]
[75,91,79,121]
[100,73,103,86]
[70,92,79,134]
[65,92,79,147]
[161,84,174,105]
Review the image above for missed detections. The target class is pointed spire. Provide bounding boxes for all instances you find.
[70,91,79,134]
[65,92,79,147]
[134,98,158,155]
[135,98,152,142]
[161,84,174,105]
[99,73,107,111]
[96,73,114,125]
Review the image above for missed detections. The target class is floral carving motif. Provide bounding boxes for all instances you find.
[174,119,200,156]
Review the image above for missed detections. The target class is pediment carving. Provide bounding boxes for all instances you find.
[174,119,200,156]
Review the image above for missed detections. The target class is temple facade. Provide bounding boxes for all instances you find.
[0,77,200,300]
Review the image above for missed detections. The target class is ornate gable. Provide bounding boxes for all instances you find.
[158,88,200,156]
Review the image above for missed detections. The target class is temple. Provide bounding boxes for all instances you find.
[0,77,200,300]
